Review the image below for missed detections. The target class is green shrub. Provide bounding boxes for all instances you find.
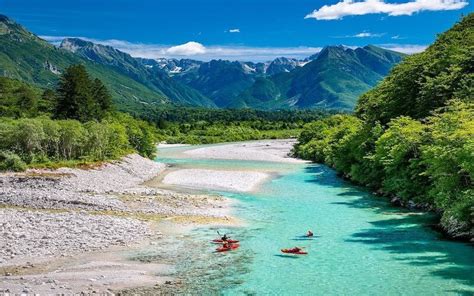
[0,151,27,172]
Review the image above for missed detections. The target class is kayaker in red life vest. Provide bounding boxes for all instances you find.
[307,230,314,237]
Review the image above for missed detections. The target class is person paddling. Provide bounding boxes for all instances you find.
[217,231,230,242]
[306,230,314,237]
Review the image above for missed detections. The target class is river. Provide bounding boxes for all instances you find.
[156,143,474,295]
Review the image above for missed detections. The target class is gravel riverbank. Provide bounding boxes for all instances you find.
[184,139,306,164]
[0,153,233,294]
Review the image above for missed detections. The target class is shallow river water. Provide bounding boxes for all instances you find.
[156,144,474,295]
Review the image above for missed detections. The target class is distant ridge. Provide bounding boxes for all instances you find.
[59,38,216,107]
[232,45,406,109]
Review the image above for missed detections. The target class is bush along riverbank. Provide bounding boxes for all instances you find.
[0,65,158,171]
[294,14,473,241]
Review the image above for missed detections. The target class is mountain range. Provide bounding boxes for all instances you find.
[234,45,405,109]
[0,15,406,112]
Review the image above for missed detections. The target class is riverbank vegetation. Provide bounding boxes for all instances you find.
[0,65,158,171]
[294,14,473,239]
[152,109,333,144]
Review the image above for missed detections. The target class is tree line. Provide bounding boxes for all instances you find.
[132,105,335,144]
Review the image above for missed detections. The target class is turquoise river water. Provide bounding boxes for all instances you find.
[156,144,474,295]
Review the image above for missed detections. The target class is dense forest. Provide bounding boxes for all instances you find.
[136,107,334,144]
[294,14,473,239]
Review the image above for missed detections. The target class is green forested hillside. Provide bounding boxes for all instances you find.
[60,38,216,108]
[237,45,405,110]
[0,15,171,112]
[295,14,473,240]
[357,15,473,123]
[169,45,404,110]
[175,59,259,107]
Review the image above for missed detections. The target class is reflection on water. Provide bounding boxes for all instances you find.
[154,146,474,295]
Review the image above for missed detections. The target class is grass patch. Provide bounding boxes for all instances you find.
[88,210,165,222]
[26,159,113,170]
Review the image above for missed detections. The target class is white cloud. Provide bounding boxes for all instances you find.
[40,35,322,62]
[166,41,206,55]
[379,43,427,53]
[332,31,385,38]
[391,35,405,39]
[228,28,240,33]
[40,35,72,44]
[305,0,469,20]
[354,32,385,37]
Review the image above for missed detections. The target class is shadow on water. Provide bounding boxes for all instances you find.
[340,198,474,290]
[445,290,474,296]
[303,164,347,188]
[291,236,320,241]
[345,220,474,290]
[274,254,301,259]
[304,163,474,292]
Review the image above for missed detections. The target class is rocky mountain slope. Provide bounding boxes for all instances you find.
[0,15,215,113]
[60,38,215,107]
[235,45,405,109]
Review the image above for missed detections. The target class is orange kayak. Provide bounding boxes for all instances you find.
[281,248,308,255]
[212,239,239,244]
[216,244,240,252]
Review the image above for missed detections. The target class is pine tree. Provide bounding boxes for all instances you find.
[55,65,112,122]
[92,78,112,119]
[55,64,94,122]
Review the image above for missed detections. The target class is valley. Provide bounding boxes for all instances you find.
[0,4,472,295]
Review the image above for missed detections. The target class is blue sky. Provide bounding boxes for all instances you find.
[1,0,471,61]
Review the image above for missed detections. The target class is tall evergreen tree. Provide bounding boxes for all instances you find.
[55,64,94,122]
[55,65,112,122]
[92,78,112,119]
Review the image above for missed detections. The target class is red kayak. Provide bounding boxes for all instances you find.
[281,248,308,255]
[216,244,240,252]
[212,239,239,244]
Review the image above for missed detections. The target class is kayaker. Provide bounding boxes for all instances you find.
[292,247,302,252]
[307,230,314,237]
[218,231,230,242]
